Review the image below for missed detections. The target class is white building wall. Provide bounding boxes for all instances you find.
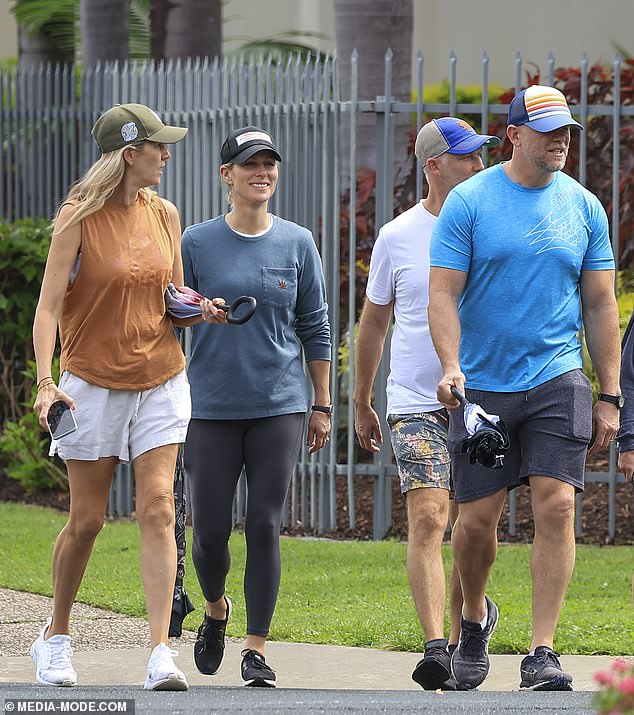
[0,0,17,59]
[416,0,634,87]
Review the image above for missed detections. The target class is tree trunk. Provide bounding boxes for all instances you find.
[150,0,221,62]
[18,25,74,68]
[335,0,413,175]
[80,0,130,68]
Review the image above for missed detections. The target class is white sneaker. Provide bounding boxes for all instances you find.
[144,643,189,691]
[30,617,77,687]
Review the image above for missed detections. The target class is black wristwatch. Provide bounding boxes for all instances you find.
[598,393,625,409]
[311,404,333,416]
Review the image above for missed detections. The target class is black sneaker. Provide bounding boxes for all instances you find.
[520,646,573,691]
[412,644,456,690]
[451,595,499,690]
[193,596,232,675]
[241,649,276,688]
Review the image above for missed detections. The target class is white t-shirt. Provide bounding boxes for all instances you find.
[366,201,443,415]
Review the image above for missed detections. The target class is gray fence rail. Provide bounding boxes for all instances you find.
[1,50,629,539]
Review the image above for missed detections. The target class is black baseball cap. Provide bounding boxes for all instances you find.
[220,126,282,164]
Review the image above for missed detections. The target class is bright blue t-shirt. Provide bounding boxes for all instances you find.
[430,164,614,392]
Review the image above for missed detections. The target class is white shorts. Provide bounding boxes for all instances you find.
[50,370,191,463]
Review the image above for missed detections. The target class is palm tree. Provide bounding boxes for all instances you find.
[334,0,413,173]
[11,0,221,65]
[11,0,321,67]
[150,0,221,61]
[11,0,149,65]
[80,0,129,67]
[11,0,75,67]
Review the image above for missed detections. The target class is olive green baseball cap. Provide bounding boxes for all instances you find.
[91,103,188,153]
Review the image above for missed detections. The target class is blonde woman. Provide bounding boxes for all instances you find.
[31,104,223,690]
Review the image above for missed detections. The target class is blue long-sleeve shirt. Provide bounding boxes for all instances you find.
[181,215,331,419]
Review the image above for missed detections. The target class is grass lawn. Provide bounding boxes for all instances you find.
[1,502,632,655]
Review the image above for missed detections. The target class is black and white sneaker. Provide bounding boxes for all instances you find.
[412,643,456,690]
[451,595,499,690]
[241,649,276,688]
[520,646,573,691]
[193,596,232,675]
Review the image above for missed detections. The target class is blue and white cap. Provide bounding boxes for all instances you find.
[415,117,500,165]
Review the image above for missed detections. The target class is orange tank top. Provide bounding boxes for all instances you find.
[59,194,185,390]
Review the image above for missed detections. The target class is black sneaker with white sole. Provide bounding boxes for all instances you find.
[412,644,456,690]
[193,596,232,675]
[520,646,573,691]
[241,649,276,687]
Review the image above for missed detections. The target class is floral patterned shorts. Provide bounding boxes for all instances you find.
[387,409,451,494]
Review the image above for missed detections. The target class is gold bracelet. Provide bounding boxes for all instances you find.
[36,379,56,393]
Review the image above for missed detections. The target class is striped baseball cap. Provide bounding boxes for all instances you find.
[508,85,583,132]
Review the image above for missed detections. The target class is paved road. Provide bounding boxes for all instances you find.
[1,684,595,714]
[0,589,615,714]
[0,644,604,715]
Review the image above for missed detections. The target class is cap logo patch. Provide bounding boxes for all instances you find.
[121,122,139,142]
[456,119,475,134]
[236,130,272,147]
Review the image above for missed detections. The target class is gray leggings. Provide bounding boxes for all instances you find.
[184,413,304,637]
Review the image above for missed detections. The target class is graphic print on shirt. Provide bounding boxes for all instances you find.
[526,198,589,256]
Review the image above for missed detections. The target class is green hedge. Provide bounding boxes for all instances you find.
[0,220,66,491]
[0,219,52,424]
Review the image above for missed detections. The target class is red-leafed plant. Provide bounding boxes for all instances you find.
[339,60,634,326]
[487,62,634,271]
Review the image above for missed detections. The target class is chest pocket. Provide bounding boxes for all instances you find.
[261,267,297,309]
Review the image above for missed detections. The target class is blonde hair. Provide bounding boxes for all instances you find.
[54,142,153,232]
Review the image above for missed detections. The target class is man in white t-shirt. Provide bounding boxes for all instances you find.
[353,117,500,690]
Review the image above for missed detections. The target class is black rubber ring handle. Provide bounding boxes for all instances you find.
[216,296,258,325]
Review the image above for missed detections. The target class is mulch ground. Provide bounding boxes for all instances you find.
[1,450,632,545]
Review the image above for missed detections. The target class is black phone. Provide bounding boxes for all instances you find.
[47,401,77,440]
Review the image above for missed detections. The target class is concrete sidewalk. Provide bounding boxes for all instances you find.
[0,589,617,691]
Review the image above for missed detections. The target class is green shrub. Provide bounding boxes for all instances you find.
[582,283,634,396]
[0,358,67,492]
[419,80,507,107]
[0,219,66,492]
[0,410,67,491]
[0,219,52,425]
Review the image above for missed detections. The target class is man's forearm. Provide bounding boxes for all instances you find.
[584,303,621,395]
[428,293,462,373]
[354,321,388,406]
[428,267,466,375]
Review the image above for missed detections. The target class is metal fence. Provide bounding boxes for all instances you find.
[1,50,630,540]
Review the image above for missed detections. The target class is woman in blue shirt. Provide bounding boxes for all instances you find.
[182,126,332,687]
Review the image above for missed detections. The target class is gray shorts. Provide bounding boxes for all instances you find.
[387,409,451,494]
[448,369,592,504]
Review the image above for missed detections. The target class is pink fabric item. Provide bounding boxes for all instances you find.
[165,283,203,319]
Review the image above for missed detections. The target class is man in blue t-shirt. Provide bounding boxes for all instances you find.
[428,85,621,692]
